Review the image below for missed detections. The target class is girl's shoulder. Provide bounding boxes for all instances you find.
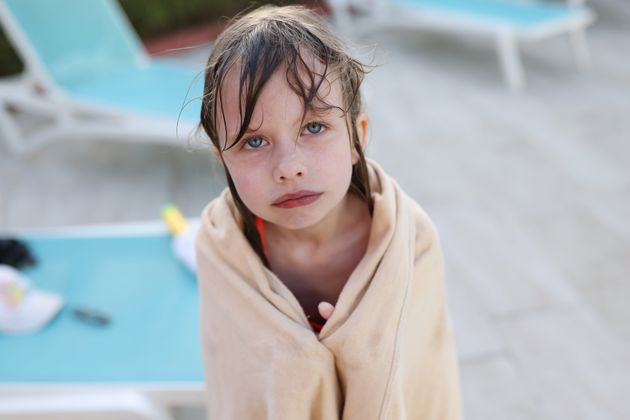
[196,188,249,257]
[367,160,441,259]
[401,191,442,256]
[199,188,242,233]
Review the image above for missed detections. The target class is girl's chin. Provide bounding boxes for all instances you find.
[263,205,333,231]
[266,215,324,231]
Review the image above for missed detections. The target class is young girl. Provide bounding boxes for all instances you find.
[195,5,462,419]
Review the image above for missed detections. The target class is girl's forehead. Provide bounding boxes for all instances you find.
[217,61,343,144]
[219,58,338,108]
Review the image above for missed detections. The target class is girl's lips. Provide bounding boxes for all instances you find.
[272,191,323,209]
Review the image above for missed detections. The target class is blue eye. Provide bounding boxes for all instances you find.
[244,136,265,149]
[305,122,325,134]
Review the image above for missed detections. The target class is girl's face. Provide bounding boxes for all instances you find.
[216,65,367,231]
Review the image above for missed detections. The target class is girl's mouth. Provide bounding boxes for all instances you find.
[272,191,323,209]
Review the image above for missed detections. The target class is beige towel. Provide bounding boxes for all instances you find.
[196,160,462,419]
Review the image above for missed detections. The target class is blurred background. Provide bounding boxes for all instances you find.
[1,0,629,419]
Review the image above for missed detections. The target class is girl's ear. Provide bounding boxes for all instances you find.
[352,113,369,164]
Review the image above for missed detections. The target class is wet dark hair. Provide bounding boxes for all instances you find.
[200,5,372,265]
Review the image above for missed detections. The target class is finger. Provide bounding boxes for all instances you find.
[318,301,335,320]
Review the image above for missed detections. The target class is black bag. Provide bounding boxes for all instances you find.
[0,238,36,269]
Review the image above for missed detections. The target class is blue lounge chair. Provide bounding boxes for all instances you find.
[0,0,205,155]
[327,0,596,89]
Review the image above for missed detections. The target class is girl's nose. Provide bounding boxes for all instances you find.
[273,155,307,183]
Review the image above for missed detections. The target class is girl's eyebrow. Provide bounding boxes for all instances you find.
[307,107,335,117]
[305,105,343,120]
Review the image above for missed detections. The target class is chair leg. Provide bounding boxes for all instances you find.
[496,31,525,90]
[0,93,74,157]
[568,28,591,69]
[0,99,29,155]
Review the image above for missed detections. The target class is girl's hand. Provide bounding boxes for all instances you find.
[318,301,335,320]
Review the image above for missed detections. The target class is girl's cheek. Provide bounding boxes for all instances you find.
[234,165,266,197]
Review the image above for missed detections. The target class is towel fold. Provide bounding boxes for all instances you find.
[196,160,462,419]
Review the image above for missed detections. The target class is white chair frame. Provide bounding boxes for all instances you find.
[326,0,596,89]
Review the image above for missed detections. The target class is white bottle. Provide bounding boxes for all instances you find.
[161,204,197,274]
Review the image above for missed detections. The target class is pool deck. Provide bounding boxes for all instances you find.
[1,0,629,419]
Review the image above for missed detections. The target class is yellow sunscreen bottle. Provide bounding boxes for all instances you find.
[161,204,188,235]
[161,204,197,274]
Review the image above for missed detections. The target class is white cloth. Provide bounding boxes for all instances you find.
[0,265,64,334]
